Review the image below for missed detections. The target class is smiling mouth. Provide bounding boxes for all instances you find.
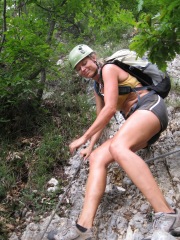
[84,70,89,76]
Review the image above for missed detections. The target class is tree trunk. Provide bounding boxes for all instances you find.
[0,0,7,53]
[37,68,46,101]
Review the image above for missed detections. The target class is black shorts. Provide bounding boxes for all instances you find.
[128,91,168,145]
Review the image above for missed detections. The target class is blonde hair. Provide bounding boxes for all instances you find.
[89,52,105,65]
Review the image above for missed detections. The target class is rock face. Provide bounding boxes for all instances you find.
[9,57,180,240]
[152,230,177,240]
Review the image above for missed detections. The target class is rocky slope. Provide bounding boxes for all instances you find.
[9,56,180,240]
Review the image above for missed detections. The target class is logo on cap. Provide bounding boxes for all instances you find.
[78,45,85,54]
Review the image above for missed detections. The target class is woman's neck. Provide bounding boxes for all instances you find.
[93,62,102,82]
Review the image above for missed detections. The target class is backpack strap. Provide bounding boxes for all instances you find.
[118,86,151,95]
[94,81,104,98]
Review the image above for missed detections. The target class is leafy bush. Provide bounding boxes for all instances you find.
[130,0,180,70]
[0,13,52,124]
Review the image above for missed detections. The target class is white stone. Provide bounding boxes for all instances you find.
[47,186,59,192]
[47,178,59,186]
[125,225,134,240]
[152,230,176,240]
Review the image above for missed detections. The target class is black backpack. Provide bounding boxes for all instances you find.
[94,49,171,99]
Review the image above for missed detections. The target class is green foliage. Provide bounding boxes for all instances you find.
[0,12,52,124]
[137,0,161,15]
[31,131,64,185]
[129,0,180,70]
[0,161,15,200]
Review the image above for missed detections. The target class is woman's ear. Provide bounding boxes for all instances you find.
[90,53,97,62]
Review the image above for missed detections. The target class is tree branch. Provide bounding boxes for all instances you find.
[27,68,42,80]
[0,0,7,53]
[46,20,56,44]
[36,0,68,13]
[37,68,46,101]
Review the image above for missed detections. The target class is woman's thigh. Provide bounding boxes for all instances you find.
[112,109,161,151]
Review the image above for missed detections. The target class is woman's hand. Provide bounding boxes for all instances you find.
[69,135,87,155]
[80,146,93,160]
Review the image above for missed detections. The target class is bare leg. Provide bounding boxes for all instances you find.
[78,110,173,229]
[109,110,174,213]
[78,138,114,228]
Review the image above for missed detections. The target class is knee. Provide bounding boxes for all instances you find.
[109,138,128,160]
[89,151,108,169]
[89,151,97,167]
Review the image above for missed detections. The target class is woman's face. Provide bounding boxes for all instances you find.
[75,56,97,79]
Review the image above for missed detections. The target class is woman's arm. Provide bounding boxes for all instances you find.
[80,92,104,159]
[83,64,121,139]
[69,64,123,154]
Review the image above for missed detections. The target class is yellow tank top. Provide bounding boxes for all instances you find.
[117,74,140,110]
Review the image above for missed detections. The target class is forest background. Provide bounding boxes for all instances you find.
[0,0,179,239]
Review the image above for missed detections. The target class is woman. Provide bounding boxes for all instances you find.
[49,44,180,240]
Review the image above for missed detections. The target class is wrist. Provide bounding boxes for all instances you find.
[83,133,90,142]
[88,144,94,151]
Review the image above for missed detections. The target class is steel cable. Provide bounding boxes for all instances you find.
[145,148,180,163]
